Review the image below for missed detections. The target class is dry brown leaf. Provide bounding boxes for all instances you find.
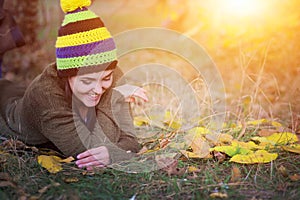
[63,177,79,183]
[0,181,17,188]
[258,129,277,137]
[187,172,198,179]
[137,146,148,155]
[289,174,300,181]
[159,138,170,149]
[278,165,288,177]
[213,151,227,163]
[156,157,185,176]
[230,166,242,183]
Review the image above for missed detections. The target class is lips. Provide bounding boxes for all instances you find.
[87,93,101,102]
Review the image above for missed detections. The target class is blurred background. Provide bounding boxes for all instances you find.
[2,0,299,124]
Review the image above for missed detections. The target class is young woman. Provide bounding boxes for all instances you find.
[0,0,147,170]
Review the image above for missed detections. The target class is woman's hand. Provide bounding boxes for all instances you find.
[113,84,148,103]
[76,146,110,170]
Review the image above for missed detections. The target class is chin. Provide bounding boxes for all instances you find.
[84,100,100,107]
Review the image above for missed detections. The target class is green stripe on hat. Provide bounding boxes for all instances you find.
[62,10,98,26]
[56,49,117,70]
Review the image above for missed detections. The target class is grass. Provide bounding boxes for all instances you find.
[1,135,300,200]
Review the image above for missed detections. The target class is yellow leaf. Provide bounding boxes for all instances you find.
[184,133,210,158]
[212,145,252,157]
[217,133,233,144]
[271,121,282,128]
[63,177,79,183]
[232,140,262,150]
[282,144,300,154]
[266,132,298,145]
[164,120,182,130]
[133,116,150,127]
[180,150,203,158]
[37,155,63,173]
[188,166,201,173]
[164,111,182,130]
[209,192,228,198]
[60,156,75,163]
[247,119,268,126]
[187,127,211,136]
[230,150,278,164]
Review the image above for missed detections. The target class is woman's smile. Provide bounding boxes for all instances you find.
[68,70,114,107]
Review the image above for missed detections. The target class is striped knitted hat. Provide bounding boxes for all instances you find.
[55,0,117,77]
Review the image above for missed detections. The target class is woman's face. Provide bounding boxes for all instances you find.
[68,70,114,107]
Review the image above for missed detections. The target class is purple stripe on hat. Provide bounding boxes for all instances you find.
[56,38,116,58]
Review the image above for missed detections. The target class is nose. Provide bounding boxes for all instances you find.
[93,82,103,94]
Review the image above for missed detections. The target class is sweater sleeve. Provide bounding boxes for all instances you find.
[40,108,138,163]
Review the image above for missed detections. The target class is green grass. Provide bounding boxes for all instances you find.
[1,142,299,200]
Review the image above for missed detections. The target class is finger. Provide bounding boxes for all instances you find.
[77,160,104,168]
[77,146,106,159]
[133,90,148,102]
[76,155,97,166]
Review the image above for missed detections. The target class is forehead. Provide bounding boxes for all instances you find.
[76,70,113,79]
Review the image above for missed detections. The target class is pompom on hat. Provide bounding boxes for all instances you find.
[56,0,118,77]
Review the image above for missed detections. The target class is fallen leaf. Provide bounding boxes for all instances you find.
[188,166,201,173]
[133,116,150,127]
[271,121,282,128]
[230,150,278,164]
[155,155,185,176]
[184,132,210,158]
[217,133,234,144]
[137,146,148,155]
[258,129,277,137]
[266,132,298,145]
[212,151,227,162]
[209,192,228,198]
[63,177,79,183]
[0,181,17,188]
[211,145,252,157]
[247,119,268,126]
[159,138,170,149]
[187,127,212,136]
[37,155,63,173]
[289,174,300,181]
[38,182,60,194]
[230,166,241,183]
[282,144,300,154]
[278,165,288,177]
[164,111,182,129]
[60,156,75,163]
[232,140,261,150]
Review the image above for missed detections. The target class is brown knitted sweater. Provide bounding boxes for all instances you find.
[0,63,140,163]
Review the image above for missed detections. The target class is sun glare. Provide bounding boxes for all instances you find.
[218,0,263,17]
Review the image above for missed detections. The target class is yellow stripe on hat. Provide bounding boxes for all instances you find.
[56,27,111,48]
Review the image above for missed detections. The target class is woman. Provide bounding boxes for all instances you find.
[0,0,147,170]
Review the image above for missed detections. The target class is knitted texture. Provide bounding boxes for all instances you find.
[56,0,117,77]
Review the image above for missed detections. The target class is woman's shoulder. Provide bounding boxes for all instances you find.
[24,63,67,105]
